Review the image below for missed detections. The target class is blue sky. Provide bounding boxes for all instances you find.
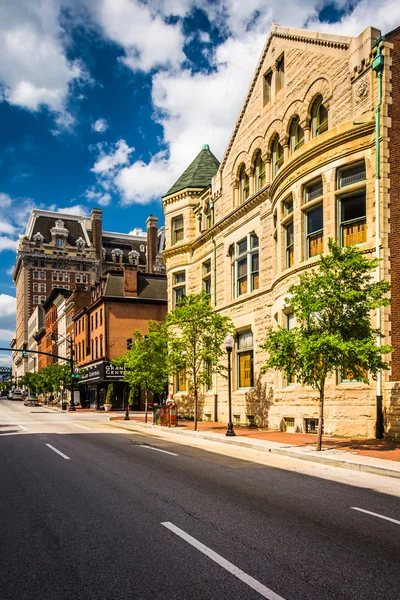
[0,0,399,365]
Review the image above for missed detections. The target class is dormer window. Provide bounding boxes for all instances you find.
[112,248,123,264]
[128,250,140,266]
[56,238,64,248]
[76,237,85,251]
[33,232,44,247]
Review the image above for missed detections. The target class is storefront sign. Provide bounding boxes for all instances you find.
[79,361,125,384]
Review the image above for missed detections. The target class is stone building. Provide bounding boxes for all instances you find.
[12,207,164,379]
[162,23,400,438]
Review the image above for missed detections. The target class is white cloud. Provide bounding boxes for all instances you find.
[92,118,109,133]
[0,1,84,115]
[0,221,16,236]
[91,139,134,175]
[93,0,185,72]
[83,188,112,206]
[306,0,400,35]
[0,294,16,339]
[0,355,12,366]
[57,205,89,216]
[0,237,18,252]
[0,329,15,340]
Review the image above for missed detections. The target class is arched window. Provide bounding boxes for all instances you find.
[254,152,266,192]
[289,117,304,153]
[271,138,284,178]
[239,166,249,203]
[311,96,328,137]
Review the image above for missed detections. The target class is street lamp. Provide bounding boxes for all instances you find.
[224,334,236,437]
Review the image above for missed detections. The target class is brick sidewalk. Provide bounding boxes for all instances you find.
[111,414,400,462]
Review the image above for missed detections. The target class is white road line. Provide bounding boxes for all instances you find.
[140,445,178,457]
[19,425,28,431]
[72,423,92,430]
[351,507,400,526]
[45,444,70,460]
[161,522,286,600]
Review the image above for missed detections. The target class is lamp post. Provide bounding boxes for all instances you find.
[124,389,130,421]
[224,334,236,437]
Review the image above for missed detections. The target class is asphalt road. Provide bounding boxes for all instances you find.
[1,398,399,600]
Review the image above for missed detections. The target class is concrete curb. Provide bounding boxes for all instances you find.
[108,419,400,480]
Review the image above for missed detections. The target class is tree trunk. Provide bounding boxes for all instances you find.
[144,389,148,424]
[194,376,198,432]
[316,386,324,451]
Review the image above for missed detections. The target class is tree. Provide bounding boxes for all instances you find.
[115,321,169,423]
[166,291,233,431]
[261,240,392,451]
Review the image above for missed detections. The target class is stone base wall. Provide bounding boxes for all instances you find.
[384,383,400,439]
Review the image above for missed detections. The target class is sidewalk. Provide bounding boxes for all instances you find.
[110,414,400,479]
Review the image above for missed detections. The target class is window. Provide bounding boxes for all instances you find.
[53,272,57,281]
[100,308,103,326]
[82,341,85,360]
[127,338,132,350]
[56,238,64,248]
[205,207,213,230]
[264,70,272,104]
[233,234,259,298]
[33,295,38,304]
[40,283,45,293]
[140,244,145,252]
[40,271,45,280]
[176,368,187,392]
[254,152,266,192]
[284,221,294,268]
[33,271,38,280]
[306,204,323,258]
[91,315,94,331]
[276,55,284,92]
[33,283,38,292]
[237,331,254,389]
[76,274,81,283]
[283,197,293,217]
[339,192,366,246]
[305,418,322,434]
[239,166,249,203]
[95,339,98,359]
[172,215,184,245]
[304,178,323,203]
[82,275,87,283]
[64,273,69,282]
[34,257,38,267]
[341,365,368,383]
[172,271,186,307]
[289,117,304,152]
[91,340,94,357]
[311,96,328,137]
[271,138,284,177]
[202,260,211,299]
[99,337,103,357]
[337,162,366,189]
[95,312,98,329]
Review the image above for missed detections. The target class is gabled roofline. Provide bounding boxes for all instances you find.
[219,23,352,172]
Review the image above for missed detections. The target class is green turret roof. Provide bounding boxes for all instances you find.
[164,145,220,197]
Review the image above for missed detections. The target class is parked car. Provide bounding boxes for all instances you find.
[11,390,23,401]
[24,396,40,407]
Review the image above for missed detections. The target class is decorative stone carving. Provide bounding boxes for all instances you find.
[352,72,371,117]
[128,250,140,266]
[76,236,86,249]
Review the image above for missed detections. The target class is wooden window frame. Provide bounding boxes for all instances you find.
[237,331,254,389]
[172,215,184,245]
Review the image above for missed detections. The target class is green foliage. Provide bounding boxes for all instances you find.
[166,291,233,428]
[262,240,392,449]
[105,384,114,405]
[114,321,169,399]
[18,363,73,396]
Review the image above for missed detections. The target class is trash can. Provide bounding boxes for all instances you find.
[153,404,161,425]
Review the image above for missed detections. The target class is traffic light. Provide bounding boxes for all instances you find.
[21,343,28,358]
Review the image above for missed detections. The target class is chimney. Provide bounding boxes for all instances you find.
[146,215,158,273]
[91,208,103,275]
[124,265,138,297]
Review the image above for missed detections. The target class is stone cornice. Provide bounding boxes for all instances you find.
[269,121,375,204]
[162,186,270,260]
[162,188,205,207]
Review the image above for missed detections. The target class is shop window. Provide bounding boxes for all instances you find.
[202,260,211,300]
[284,221,294,268]
[254,151,266,192]
[289,116,304,152]
[311,96,328,137]
[239,166,249,203]
[172,215,184,245]
[337,162,366,189]
[173,271,186,307]
[306,204,323,258]
[237,331,254,389]
[232,234,259,298]
[264,70,272,104]
[339,192,366,246]
[276,55,284,93]
[272,138,284,177]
